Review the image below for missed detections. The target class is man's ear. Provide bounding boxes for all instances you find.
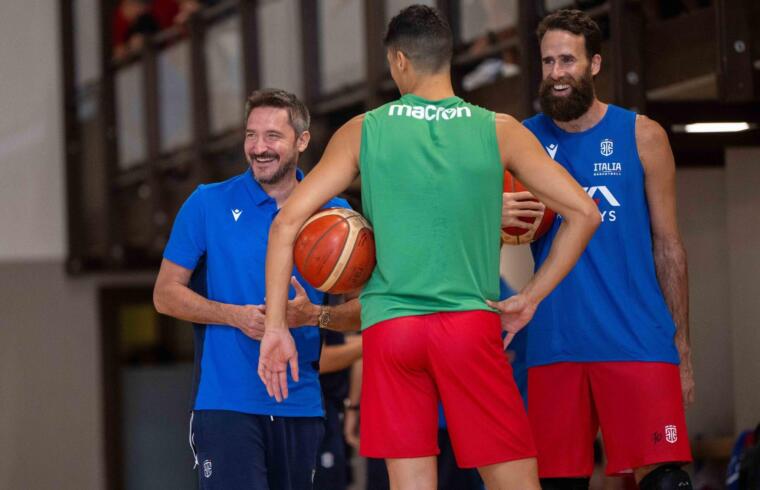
[389,48,408,72]
[396,49,409,72]
[297,130,310,153]
[591,53,602,77]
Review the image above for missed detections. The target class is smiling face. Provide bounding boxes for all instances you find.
[538,29,601,122]
[243,106,309,186]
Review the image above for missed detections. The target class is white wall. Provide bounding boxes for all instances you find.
[726,148,760,433]
[0,2,104,488]
[0,0,66,261]
[677,168,734,437]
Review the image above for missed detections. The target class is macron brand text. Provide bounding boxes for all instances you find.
[388,104,472,121]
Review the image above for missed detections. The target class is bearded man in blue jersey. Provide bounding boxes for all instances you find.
[501,9,695,490]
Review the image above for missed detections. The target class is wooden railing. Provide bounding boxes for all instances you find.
[60,0,758,273]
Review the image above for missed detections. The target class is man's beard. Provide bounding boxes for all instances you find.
[250,151,297,185]
[539,67,595,122]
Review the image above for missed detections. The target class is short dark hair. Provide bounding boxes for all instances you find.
[537,9,602,60]
[244,88,310,135]
[383,5,453,74]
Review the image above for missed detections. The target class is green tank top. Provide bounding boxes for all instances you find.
[359,93,503,329]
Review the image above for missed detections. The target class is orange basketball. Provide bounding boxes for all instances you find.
[502,172,556,245]
[294,208,376,293]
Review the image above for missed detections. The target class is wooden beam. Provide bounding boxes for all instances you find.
[715,0,754,101]
[364,0,386,109]
[300,0,320,102]
[647,100,760,167]
[647,100,760,124]
[517,0,542,119]
[436,0,461,46]
[59,0,85,273]
[610,0,646,113]
[99,0,123,271]
[643,8,715,92]
[142,41,162,256]
[188,13,210,182]
[239,0,260,96]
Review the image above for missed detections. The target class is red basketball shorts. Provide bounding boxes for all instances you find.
[360,310,536,468]
[527,362,692,477]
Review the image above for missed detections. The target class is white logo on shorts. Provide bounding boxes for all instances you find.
[665,425,678,444]
[203,459,213,478]
[321,451,335,468]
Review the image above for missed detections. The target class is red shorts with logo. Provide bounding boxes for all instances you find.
[360,310,536,468]
[527,362,692,477]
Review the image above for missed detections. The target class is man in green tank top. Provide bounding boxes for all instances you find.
[260,5,600,489]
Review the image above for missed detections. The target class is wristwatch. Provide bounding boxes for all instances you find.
[318,306,331,328]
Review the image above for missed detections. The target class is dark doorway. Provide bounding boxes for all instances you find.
[100,285,197,490]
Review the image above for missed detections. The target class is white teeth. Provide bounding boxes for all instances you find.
[554,84,569,90]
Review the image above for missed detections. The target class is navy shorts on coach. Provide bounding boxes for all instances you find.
[191,410,325,490]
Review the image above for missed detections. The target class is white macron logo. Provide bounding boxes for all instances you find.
[665,425,678,444]
[546,143,558,159]
[231,209,243,222]
[388,104,472,121]
[203,459,213,478]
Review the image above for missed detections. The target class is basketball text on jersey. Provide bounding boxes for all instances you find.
[388,104,472,121]
[593,161,622,176]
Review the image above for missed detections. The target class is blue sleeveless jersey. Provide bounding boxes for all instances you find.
[523,105,679,367]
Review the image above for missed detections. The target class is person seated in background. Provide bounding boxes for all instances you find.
[112,0,204,61]
[461,0,521,91]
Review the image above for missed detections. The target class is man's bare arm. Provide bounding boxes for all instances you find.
[154,258,267,339]
[319,335,362,374]
[496,114,600,306]
[343,358,362,448]
[637,115,693,406]
[258,115,363,400]
[282,278,362,332]
[264,115,364,332]
[323,299,362,332]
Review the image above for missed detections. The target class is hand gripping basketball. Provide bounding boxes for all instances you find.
[501,172,556,245]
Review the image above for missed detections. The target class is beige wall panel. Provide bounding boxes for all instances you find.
[726,147,760,433]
